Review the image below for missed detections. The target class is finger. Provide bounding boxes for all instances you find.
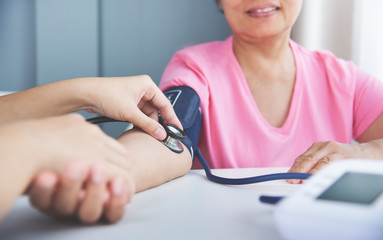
[137,81,182,129]
[308,154,339,174]
[128,108,167,140]
[287,143,325,184]
[103,178,127,223]
[52,161,87,216]
[29,171,59,211]
[78,164,107,224]
[125,175,135,204]
[151,87,182,129]
[288,142,331,172]
[139,103,159,121]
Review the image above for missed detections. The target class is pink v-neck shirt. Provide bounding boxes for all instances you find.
[160,37,383,168]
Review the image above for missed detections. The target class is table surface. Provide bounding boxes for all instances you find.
[0,168,300,240]
[0,91,13,96]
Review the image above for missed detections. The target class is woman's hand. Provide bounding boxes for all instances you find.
[0,114,135,223]
[26,114,136,223]
[80,75,182,140]
[287,140,383,184]
[25,114,131,173]
[28,163,134,224]
[287,141,355,182]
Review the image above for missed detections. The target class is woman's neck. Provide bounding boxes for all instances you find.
[232,33,294,82]
[232,33,297,128]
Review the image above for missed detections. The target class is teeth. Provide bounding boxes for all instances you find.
[254,7,277,13]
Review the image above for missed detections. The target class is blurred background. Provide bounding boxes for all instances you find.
[1,0,382,137]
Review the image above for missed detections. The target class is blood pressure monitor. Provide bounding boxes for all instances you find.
[274,159,383,240]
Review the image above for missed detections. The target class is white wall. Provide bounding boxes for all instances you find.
[292,0,355,60]
[353,0,383,81]
[292,0,383,82]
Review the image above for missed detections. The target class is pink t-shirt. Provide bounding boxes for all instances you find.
[160,36,383,168]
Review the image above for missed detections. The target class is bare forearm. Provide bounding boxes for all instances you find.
[0,132,37,221]
[0,79,87,124]
[356,139,383,159]
[117,129,192,193]
[0,161,35,222]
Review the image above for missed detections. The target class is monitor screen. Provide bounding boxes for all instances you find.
[317,172,383,205]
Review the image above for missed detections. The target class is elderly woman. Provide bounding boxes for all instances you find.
[160,0,383,179]
[29,0,383,222]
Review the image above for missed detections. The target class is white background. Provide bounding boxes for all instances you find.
[293,0,383,81]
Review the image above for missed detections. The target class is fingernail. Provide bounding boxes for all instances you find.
[154,127,166,140]
[65,162,84,180]
[92,164,104,183]
[112,179,124,196]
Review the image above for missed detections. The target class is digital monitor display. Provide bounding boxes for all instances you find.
[317,172,383,205]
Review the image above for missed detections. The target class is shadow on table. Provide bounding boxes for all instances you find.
[0,200,108,240]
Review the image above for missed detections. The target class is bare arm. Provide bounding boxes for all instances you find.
[0,79,86,123]
[26,126,192,224]
[117,129,193,192]
[287,113,383,182]
[0,115,134,222]
[356,113,383,142]
[0,127,39,220]
[0,76,181,140]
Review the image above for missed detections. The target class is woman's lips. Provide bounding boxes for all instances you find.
[246,6,279,18]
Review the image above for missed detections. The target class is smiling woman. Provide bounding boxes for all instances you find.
[158,0,383,176]
[216,0,383,83]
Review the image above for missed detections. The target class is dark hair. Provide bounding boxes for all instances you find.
[214,0,223,13]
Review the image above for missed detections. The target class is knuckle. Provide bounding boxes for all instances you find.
[302,153,320,162]
[141,74,152,82]
[290,161,306,172]
[143,118,158,133]
[292,157,305,165]
[326,140,339,149]
[311,142,319,148]
[319,156,332,164]
[136,74,152,84]
[294,165,307,172]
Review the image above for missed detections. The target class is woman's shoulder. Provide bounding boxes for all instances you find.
[290,40,357,79]
[172,37,231,65]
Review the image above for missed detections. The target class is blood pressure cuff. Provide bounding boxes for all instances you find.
[162,86,202,160]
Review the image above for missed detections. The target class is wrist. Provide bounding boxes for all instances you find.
[55,78,92,113]
[68,77,103,113]
[0,123,45,182]
[358,140,383,159]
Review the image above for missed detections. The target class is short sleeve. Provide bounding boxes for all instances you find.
[353,66,383,138]
[159,51,210,110]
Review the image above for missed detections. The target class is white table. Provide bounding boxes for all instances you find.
[0,91,13,96]
[0,168,300,240]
